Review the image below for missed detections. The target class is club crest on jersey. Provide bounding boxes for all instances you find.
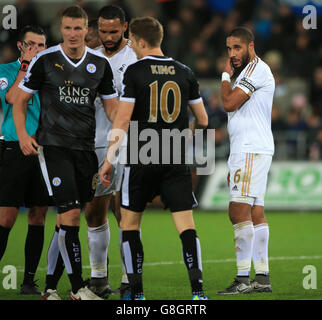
[52,177,61,187]
[0,77,8,90]
[86,63,96,74]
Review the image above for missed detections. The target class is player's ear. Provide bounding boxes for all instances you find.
[139,38,145,48]
[248,41,254,51]
[123,21,128,33]
[17,41,23,52]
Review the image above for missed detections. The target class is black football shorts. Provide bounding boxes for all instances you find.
[38,145,98,213]
[0,141,52,207]
[120,164,198,213]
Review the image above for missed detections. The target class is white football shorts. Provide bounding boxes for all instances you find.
[228,152,272,206]
[94,146,124,197]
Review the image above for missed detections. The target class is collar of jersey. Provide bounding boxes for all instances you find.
[59,44,88,68]
[140,55,173,62]
[247,55,260,66]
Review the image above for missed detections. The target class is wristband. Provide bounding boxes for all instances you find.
[221,72,231,83]
[20,60,30,72]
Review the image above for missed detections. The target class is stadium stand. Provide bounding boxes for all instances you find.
[1,0,321,162]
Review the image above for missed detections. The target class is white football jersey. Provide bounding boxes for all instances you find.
[94,41,137,147]
[228,56,275,155]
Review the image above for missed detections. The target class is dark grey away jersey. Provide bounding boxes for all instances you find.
[120,55,202,165]
[19,44,117,151]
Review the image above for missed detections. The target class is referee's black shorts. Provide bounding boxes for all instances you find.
[39,145,98,213]
[120,164,198,213]
[0,141,52,207]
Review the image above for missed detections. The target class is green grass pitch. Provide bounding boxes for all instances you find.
[0,210,321,300]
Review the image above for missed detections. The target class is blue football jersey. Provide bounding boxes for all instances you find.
[0,60,41,141]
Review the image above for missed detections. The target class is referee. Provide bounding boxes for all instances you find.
[13,6,118,300]
[0,25,50,295]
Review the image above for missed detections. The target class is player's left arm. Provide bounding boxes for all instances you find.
[100,64,136,186]
[100,100,134,187]
[221,58,250,112]
[187,68,208,131]
[102,97,118,122]
[98,59,118,121]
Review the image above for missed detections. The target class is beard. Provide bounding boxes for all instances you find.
[103,36,123,52]
[232,50,250,78]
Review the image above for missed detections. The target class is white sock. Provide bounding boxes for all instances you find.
[47,229,60,275]
[119,227,129,283]
[252,223,269,275]
[119,227,142,284]
[87,222,110,278]
[233,221,254,277]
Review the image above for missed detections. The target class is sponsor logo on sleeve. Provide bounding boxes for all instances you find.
[0,78,9,90]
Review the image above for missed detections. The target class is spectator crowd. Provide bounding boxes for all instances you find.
[1,0,322,160]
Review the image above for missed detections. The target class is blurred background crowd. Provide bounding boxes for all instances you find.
[1,0,322,161]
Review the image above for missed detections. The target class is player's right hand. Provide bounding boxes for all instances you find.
[21,43,38,62]
[19,134,40,156]
[224,57,234,78]
[99,160,113,187]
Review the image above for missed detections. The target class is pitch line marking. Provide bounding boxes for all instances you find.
[14,255,322,272]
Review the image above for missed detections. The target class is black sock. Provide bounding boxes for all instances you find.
[23,225,44,284]
[45,226,65,291]
[237,275,250,284]
[180,229,204,294]
[0,225,11,261]
[254,273,270,284]
[58,225,83,294]
[122,230,144,299]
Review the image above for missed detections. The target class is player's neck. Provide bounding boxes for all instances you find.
[61,43,86,59]
[104,38,128,58]
[248,51,257,63]
[142,48,164,58]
